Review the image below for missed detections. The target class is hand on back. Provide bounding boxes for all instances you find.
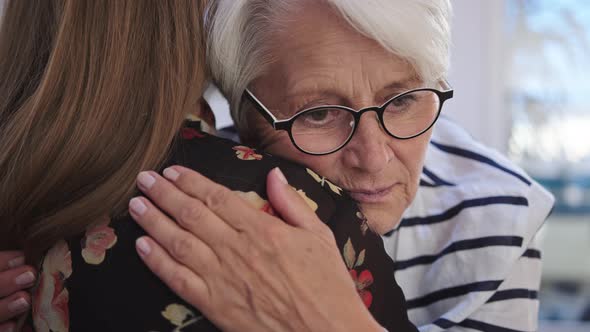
[0,251,35,332]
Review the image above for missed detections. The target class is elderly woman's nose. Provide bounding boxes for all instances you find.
[343,112,393,172]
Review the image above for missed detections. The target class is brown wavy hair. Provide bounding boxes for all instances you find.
[0,0,208,262]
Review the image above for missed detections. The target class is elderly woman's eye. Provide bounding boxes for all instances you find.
[391,94,417,108]
[309,109,329,121]
[302,109,332,122]
[297,108,346,128]
[384,94,420,116]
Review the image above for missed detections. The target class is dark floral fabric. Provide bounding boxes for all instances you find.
[30,120,417,332]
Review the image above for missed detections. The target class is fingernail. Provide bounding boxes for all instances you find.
[129,197,147,216]
[15,271,35,286]
[163,167,180,181]
[274,167,288,184]
[137,172,156,190]
[136,238,151,256]
[8,256,25,268]
[8,298,29,313]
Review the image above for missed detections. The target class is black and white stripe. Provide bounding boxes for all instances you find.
[393,236,523,271]
[433,318,534,332]
[382,118,554,332]
[394,196,529,229]
[429,140,532,186]
[420,167,456,188]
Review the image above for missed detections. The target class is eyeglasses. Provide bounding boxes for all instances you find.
[244,80,454,155]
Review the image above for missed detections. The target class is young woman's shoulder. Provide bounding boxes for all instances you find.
[30,121,416,332]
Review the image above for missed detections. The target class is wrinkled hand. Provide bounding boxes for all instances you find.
[129,166,381,332]
[0,251,35,332]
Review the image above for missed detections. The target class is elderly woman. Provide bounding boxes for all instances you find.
[132,1,554,331]
[0,0,554,331]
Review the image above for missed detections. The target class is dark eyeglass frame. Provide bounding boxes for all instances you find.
[244,80,454,155]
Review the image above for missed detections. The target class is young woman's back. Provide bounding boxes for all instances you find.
[31,120,414,331]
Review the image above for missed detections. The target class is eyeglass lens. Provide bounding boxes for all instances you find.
[290,90,441,154]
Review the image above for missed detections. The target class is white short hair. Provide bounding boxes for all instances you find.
[207,0,452,131]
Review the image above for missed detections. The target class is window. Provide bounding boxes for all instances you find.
[505,1,590,328]
[506,0,590,215]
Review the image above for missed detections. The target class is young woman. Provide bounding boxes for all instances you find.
[0,1,415,331]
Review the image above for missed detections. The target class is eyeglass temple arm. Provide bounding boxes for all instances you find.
[439,78,453,91]
[244,89,279,129]
[439,78,454,98]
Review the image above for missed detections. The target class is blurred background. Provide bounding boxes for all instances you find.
[208,1,590,331]
[1,0,588,331]
[449,2,590,331]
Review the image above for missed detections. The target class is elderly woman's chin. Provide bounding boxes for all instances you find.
[356,185,412,235]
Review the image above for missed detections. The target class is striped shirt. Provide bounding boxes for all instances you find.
[383,117,555,332]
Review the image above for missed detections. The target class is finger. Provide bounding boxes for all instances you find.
[0,252,25,273]
[0,267,36,298]
[0,321,16,332]
[136,171,239,239]
[159,166,267,232]
[129,197,221,271]
[266,167,327,234]
[0,291,30,322]
[135,236,211,312]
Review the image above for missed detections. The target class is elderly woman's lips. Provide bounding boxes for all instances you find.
[347,185,395,203]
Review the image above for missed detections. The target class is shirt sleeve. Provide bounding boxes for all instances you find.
[458,233,543,332]
[386,118,555,332]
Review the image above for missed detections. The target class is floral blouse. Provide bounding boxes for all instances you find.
[29,120,417,332]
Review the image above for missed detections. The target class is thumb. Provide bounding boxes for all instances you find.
[266,167,323,231]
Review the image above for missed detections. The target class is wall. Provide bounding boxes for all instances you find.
[446,0,510,153]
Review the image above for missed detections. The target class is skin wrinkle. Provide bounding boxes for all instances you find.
[278,238,346,332]
[246,1,431,234]
[279,246,325,332]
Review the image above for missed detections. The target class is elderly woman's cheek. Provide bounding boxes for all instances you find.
[377,131,431,231]
[402,130,431,180]
[403,130,432,201]
[259,130,296,156]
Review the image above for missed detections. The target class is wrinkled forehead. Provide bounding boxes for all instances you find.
[267,1,408,67]
[262,6,414,87]
[259,0,448,83]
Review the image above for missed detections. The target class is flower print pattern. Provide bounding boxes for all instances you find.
[81,220,118,265]
[349,269,374,308]
[356,211,369,236]
[236,188,318,214]
[233,145,263,161]
[306,168,343,195]
[185,102,216,133]
[342,238,373,308]
[160,304,204,332]
[32,240,72,332]
[184,112,201,122]
[235,191,277,215]
[291,187,318,212]
[181,127,206,140]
